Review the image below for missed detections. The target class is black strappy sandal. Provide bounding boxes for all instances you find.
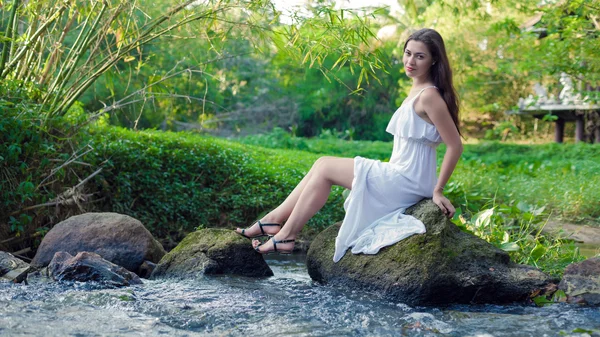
[236,220,281,239]
[254,237,295,255]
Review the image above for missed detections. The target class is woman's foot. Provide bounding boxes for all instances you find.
[252,235,295,255]
[235,220,281,239]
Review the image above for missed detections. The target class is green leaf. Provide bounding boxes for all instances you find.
[475,208,494,228]
[532,295,554,307]
[551,289,567,302]
[500,242,520,252]
[530,244,546,260]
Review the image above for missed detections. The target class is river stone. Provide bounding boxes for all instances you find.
[31,212,166,275]
[558,257,600,306]
[152,229,273,278]
[307,199,555,306]
[0,251,30,283]
[48,251,142,287]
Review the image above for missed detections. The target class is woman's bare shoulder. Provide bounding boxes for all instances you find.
[419,87,447,113]
[420,87,444,102]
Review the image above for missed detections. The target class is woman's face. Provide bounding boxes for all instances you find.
[402,40,434,79]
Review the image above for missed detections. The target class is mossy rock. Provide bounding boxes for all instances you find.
[307,199,555,306]
[151,229,273,278]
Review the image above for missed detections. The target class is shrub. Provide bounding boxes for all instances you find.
[87,126,347,244]
[0,80,89,242]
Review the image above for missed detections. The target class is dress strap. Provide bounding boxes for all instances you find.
[414,85,437,98]
[404,86,437,105]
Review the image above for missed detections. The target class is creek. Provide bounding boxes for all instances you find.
[1,255,599,336]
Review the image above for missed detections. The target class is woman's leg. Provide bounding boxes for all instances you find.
[253,156,354,252]
[236,156,351,237]
[235,163,317,236]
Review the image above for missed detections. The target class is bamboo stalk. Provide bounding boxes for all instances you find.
[44,1,99,104]
[46,2,104,114]
[1,2,65,78]
[40,7,77,86]
[64,3,128,96]
[0,0,20,76]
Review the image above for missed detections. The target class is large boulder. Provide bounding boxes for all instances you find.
[559,257,600,306]
[0,251,30,283]
[48,251,142,287]
[31,213,166,275]
[152,229,273,278]
[307,199,555,306]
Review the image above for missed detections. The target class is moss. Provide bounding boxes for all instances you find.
[153,228,272,278]
[167,229,241,256]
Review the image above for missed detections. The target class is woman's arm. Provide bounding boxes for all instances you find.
[420,89,463,217]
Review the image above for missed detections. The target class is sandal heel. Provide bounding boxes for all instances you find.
[236,220,281,239]
[254,237,295,255]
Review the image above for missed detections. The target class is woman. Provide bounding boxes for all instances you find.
[235,28,463,262]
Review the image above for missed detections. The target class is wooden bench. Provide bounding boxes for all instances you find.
[516,104,600,143]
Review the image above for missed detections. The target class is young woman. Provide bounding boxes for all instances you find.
[235,28,463,262]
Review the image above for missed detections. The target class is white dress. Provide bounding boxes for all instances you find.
[333,86,442,262]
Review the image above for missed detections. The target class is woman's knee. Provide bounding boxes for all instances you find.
[310,156,333,171]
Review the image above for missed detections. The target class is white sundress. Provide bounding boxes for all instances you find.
[333,86,442,263]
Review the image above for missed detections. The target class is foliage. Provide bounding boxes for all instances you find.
[85,126,346,244]
[433,0,600,117]
[0,0,224,121]
[78,1,404,139]
[453,202,584,277]
[0,79,90,239]
[4,0,592,141]
[1,0,387,132]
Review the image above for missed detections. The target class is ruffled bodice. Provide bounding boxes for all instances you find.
[386,86,442,161]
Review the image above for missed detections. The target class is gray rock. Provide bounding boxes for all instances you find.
[31,212,166,275]
[559,257,600,306]
[152,229,273,278]
[307,199,555,306]
[0,251,30,283]
[48,251,142,287]
[138,260,157,279]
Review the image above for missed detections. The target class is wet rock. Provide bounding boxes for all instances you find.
[152,229,273,278]
[31,212,166,275]
[307,199,556,306]
[0,251,30,283]
[559,257,600,306]
[138,260,157,279]
[48,251,142,287]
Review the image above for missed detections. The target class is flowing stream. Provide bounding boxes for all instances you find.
[1,255,599,337]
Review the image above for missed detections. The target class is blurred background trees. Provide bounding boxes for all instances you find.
[2,0,598,141]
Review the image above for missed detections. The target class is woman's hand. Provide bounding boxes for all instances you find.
[432,190,455,218]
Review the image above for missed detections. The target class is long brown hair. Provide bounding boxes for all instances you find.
[404,28,461,134]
